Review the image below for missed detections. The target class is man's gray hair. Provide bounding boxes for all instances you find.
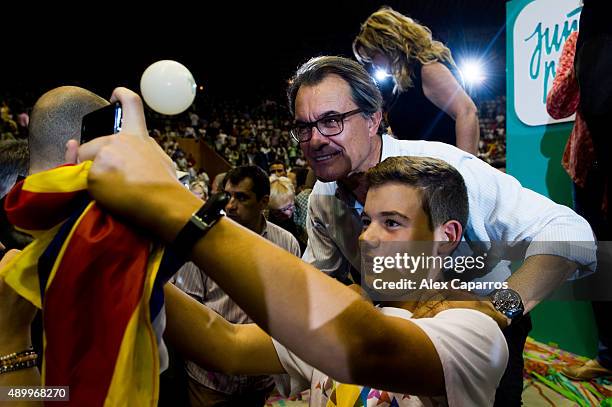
[287,56,383,117]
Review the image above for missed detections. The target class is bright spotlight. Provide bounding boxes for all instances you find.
[459,59,486,86]
[374,68,391,82]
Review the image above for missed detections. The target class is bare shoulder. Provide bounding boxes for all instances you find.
[421,62,456,83]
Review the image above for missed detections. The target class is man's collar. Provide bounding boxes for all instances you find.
[380,133,394,162]
[259,215,269,237]
[333,134,384,207]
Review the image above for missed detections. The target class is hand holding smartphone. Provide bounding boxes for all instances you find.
[80,102,123,143]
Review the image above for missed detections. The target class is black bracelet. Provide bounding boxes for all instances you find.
[171,192,230,258]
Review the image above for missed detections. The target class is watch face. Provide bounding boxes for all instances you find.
[493,289,522,313]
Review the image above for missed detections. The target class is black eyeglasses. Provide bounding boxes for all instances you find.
[290,108,363,143]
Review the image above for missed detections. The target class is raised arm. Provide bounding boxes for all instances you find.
[184,216,445,394]
[422,62,479,155]
[163,283,283,376]
[79,87,446,395]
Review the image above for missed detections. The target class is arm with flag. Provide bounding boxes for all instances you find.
[1,141,183,406]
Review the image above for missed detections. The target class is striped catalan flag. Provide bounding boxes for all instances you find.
[1,162,181,406]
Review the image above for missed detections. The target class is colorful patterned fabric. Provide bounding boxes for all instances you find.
[523,337,612,406]
[1,162,179,406]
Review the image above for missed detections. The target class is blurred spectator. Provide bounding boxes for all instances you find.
[0,139,28,199]
[353,6,479,154]
[189,181,208,202]
[0,139,31,253]
[268,160,287,177]
[189,110,200,128]
[268,175,304,252]
[476,95,506,170]
[245,142,268,170]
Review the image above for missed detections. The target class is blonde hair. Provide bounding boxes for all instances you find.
[353,6,456,92]
[269,176,295,209]
[189,180,208,201]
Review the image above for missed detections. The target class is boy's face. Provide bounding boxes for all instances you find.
[360,182,439,295]
[360,181,465,302]
[360,182,434,244]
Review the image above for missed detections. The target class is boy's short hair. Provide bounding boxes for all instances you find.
[366,156,468,230]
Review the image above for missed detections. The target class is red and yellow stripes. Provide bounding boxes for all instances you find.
[1,162,162,406]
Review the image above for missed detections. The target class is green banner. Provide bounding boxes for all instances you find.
[506,0,596,357]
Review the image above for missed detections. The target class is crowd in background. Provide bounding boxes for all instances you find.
[0,92,507,193]
[0,90,508,250]
[0,92,32,141]
[148,98,307,174]
[477,95,506,170]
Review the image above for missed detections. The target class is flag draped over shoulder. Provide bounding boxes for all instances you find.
[1,162,180,407]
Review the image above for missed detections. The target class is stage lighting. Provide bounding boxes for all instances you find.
[374,68,391,82]
[459,59,486,86]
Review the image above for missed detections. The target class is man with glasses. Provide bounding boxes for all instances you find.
[287,56,595,406]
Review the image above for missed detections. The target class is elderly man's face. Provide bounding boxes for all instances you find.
[294,74,379,182]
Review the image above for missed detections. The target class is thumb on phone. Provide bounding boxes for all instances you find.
[109,87,147,137]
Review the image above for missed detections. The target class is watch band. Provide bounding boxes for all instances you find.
[172,192,230,258]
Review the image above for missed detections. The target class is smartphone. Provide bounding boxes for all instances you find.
[81,102,123,143]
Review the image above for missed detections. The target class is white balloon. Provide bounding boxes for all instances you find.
[140,60,197,115]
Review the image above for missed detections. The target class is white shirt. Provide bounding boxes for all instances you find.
[272,307,509,407]
[303,134,596,286]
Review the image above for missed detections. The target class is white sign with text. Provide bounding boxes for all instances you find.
[513,0,581,126]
